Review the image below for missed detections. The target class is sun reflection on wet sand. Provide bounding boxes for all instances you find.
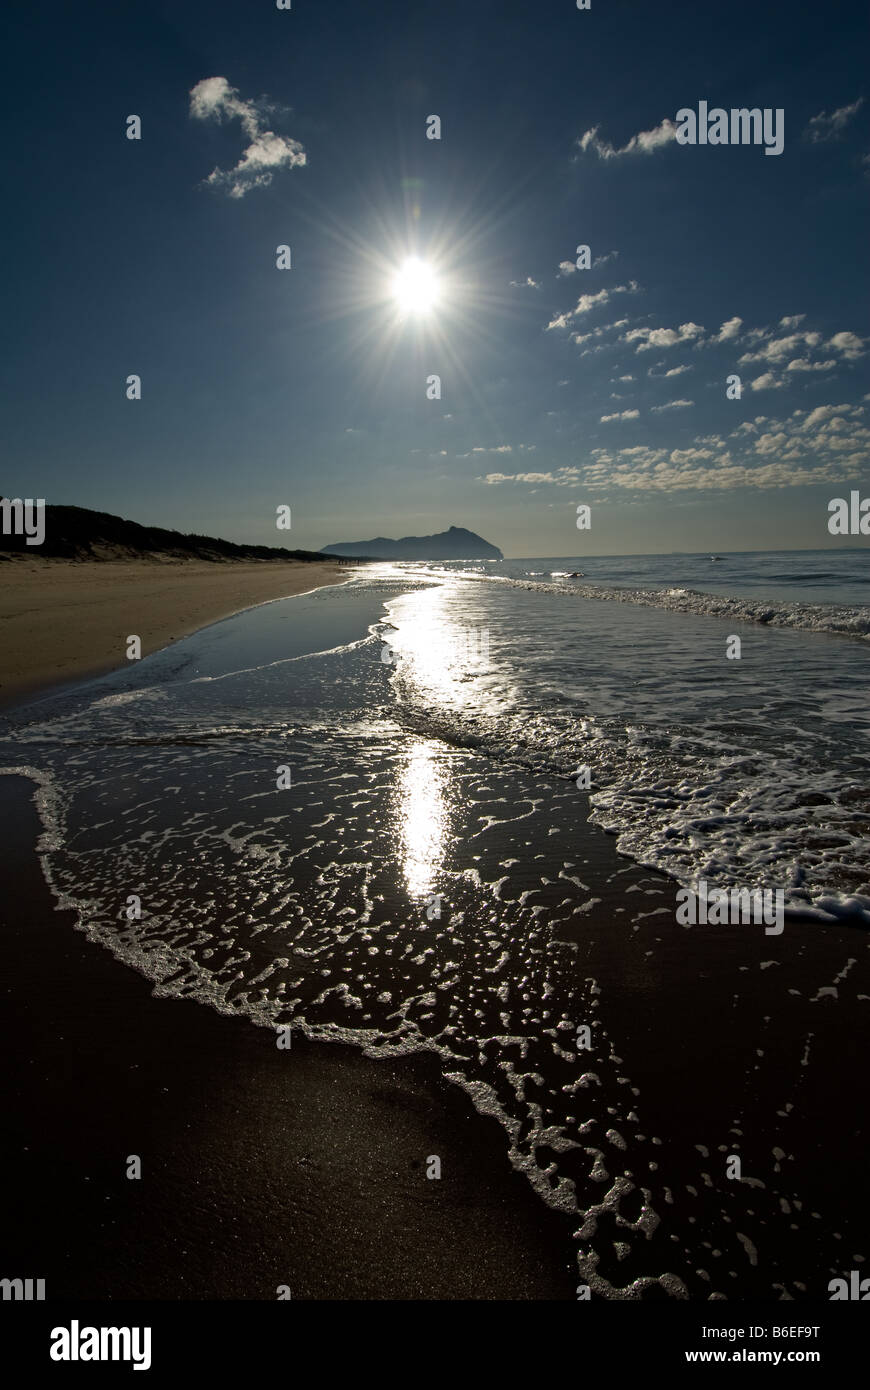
[384,582,491,711]
[385,584,495,900]
[396,738,449,900]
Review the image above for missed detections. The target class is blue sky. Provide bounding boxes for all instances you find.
[3,0,868,557]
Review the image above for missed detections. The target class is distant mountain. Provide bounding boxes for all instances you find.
[0,502,328,564]
[322,525,503,561]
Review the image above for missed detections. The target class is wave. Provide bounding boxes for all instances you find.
[469,575,870,641]
[380,580,870,927]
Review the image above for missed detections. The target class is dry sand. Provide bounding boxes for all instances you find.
[0,558,346,708]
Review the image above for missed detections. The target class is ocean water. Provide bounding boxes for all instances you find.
[1,549,868,1299]
[417,547,870,609]
[379,550,870,922]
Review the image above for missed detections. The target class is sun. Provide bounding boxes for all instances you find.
[391,256,440,315]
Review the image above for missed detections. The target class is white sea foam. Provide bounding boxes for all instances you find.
[0,566,866,1300]
[476,573,870,643]
[382,576,870,924]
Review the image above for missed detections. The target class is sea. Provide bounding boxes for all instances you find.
[1,547,868,1299]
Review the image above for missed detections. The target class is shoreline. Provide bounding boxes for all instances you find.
[0,543,578,1302]
[0,558,348,710]
[3,563,868,1300]
[0,773,576,1299]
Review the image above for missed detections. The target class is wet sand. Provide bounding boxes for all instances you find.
[4,749,868,1300]
[0,576,576,1300]
[2,576,868,1302]
[0,558,346,709]
[0,775,576,1299]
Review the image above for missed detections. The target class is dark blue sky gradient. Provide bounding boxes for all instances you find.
[2,0,868,555]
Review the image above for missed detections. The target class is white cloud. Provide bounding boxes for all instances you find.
[190,76,306,198]
[484,470,579,486]
[601,409,640,422]
[828,331,865,359]
[483,458,863,492]
[546,283,638,330]
[802,404,855,430]
[670,448,715,466]
[785,358,836,373]
[571,288,612,316]
[750,372,784,392]
[716,316,743,342]
[651,399,693,412]
[573,317,631,349]
[624,322,704,351]
[805,98,864,143]
[190,76,261,135]
[755,432,788,454]
[577,118,677,160]
[619,446,667,462]
[481,394,869,494]
[511,277,542,289]
[732,321,862,378]
[738,332,820,365]
[664,364,693,377]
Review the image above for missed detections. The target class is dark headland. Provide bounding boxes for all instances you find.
[322,525,503,561]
